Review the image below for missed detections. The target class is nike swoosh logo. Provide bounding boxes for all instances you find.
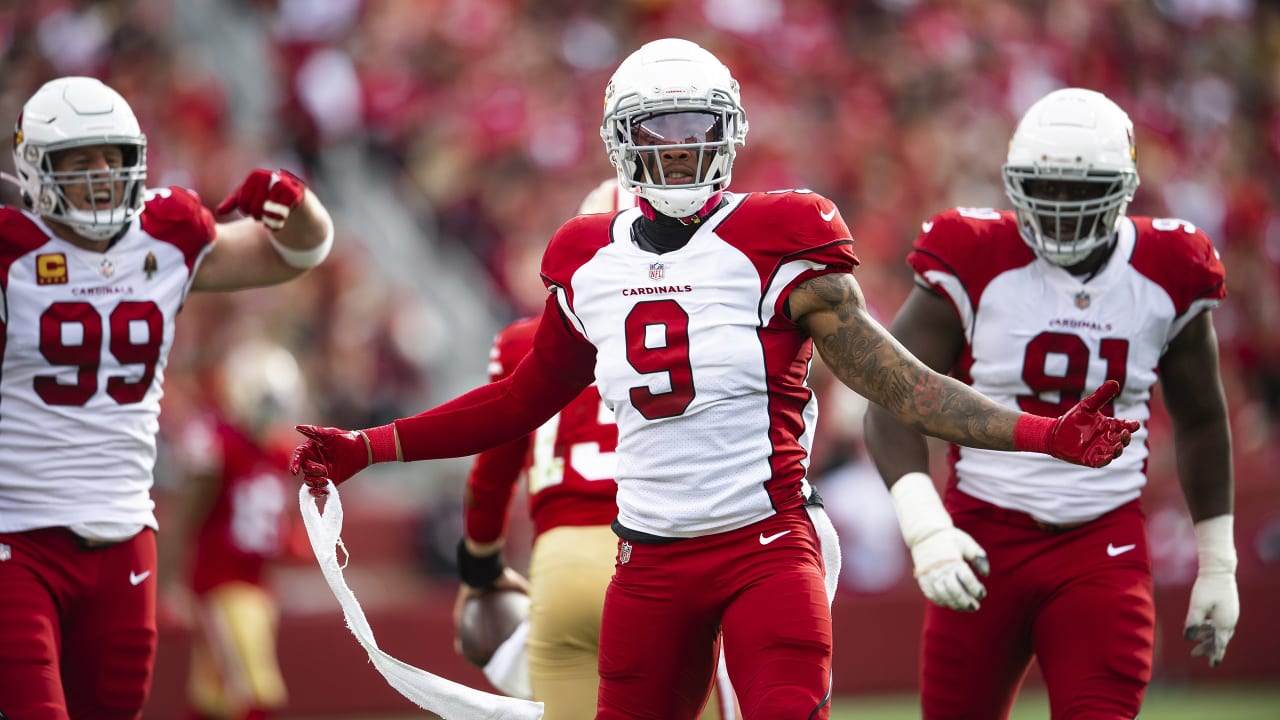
[922,221,934,233]
[819,208,836,222]
[129,570,151,585]
[1106,543,1136,557]
[759,530,791,545]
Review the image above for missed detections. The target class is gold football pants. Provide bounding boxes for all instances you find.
[188,581,287,717]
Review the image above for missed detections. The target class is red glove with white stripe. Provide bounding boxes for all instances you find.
[216,169,307,231]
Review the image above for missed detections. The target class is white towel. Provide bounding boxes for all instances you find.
[806,504,842,605]
[483,619,533,699]
[299,485,544,720]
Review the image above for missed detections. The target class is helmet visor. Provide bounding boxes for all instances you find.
[630,111,723,146]
[625,111,727,188]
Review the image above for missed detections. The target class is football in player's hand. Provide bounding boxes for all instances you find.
[457,590,530,668]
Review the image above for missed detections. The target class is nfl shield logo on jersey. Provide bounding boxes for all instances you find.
[0,543,10,562]
[618,541,632,565]
[648,262,664,281]
[1074,290,1091,309]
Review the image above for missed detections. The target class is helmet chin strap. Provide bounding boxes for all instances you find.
[638,191,723,225]
[1067,233,1119,280]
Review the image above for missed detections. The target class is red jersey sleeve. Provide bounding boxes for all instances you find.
[718,191,859,273]
[393,294,596,461]
[539,213,614,328]
[907,207,1035,308]
[1129,217,1226,317]
[139,186,217,275]
[463,318,538,544]
[0,209,54,289]
[713,191,860,325]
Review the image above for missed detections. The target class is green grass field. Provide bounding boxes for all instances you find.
[831,686,1280,719]
[307,685,1280,719]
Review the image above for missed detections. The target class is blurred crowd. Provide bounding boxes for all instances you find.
[2,0,1277,502]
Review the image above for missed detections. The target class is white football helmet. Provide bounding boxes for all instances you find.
[220,340,306,438]
[601,38,747,219]
[9,76,147,241]
[1002,88,1139,267]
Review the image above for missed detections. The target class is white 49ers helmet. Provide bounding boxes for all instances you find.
[600,38,747,219]
[220,339,306,438]
[576,178,637,215]
[1002,88,1139,267]
[8,76,148,241]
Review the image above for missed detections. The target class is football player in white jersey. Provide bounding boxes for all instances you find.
[453,179,744,719]
[0,76,335,720]
[864,88,1237,719]
[290,41,1138,719]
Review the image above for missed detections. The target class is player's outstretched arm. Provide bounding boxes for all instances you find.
[291,297,596,496]
[790,272,1138,467]
[194,169,335,291]
[290,365,585,498]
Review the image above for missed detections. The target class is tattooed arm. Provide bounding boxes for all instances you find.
[790,272,1021,451]
[791,272,1136,469]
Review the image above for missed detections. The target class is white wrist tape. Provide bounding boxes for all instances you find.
[269,223,334,269]
[1193,514,1237,575]
[889,472,952,547]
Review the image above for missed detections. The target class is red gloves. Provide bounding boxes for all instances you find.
[290,424,397,496]
[1014,380,1140,468]
[216,169,307,230]
[290,426,369,497]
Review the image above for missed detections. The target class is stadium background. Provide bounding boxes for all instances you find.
[1,0,1277,717]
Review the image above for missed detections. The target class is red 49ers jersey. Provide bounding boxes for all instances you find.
[0,188,215,533]
[909,207,1225,524]
[178,414,292,595]
[540,190,859,539]
[464,316,620,543]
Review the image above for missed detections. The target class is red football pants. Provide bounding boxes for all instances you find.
[0,528,158,720]
[920,491,1154,720]
[596,507,832,720]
